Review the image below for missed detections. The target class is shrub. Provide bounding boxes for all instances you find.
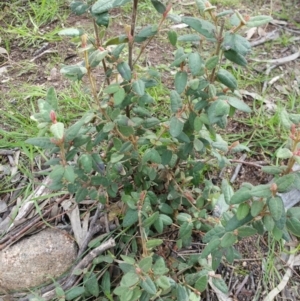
[26,0,300,299]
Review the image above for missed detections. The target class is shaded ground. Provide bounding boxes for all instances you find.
[1,0,300,300]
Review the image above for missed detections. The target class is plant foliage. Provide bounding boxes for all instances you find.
[25,0,300,299]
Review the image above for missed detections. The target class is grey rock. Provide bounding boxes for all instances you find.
[0,228,77,293]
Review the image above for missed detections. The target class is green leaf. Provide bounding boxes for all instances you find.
[261,166,284,175]
[150,0,166,14]
[46,87,58,110]
[169,116,184,137]
[118,125,134,137]
[179,222,193,239]
[178,34,201,42]
[286,217,300,237]
[117,61,132,81]
[201,238,221,258]
[25,137,56,149]
[79,154,93,173]
[159,214,173,225]
[121,255,136,264]
[113,286,133,300]
[93,11,109,27]
[251,200,265,217]
[230,187,252,204]
[143,212,159,227]
[70,2,89,15]
[275,173,296,192]
[207,100,230,124]
[195,275,208,292]
[181,16,216,41]
[60,65,87,81]
[221,232,237,248]
[176,285,189,301]
[49,122,64,140]
[91,0,131,14]
[168,30,177,46]
[224,50,247,66]
[55,286,65,297]
[141,276,157,295]
[123,208,138,227]
[236,203,250,220]
[250,184,272,198]
[237,226,257,237]
[225,213,253,232]
[202,226,225,243]
[114,88,126,105]
[212,278,228,294]
[146,239,163,249]
[205,55,218,70]
[194,138,204,151]
[142,149,161,164]
[216,69,237,91]
[170,90,183,113]
[267,196,284,221]
[177,213,192,223]
[188,52,203,76]
[222,32,251,56]
[221,179,233,204]
[88,49,108,68]
[65,116,87,142]
[121,272,140,287]
[64,166,76,183]
[153,257,169,275]
[280,109,294,130]
[101,271,111,293]
[103,122,115,132]
[132,79,145,96]
[143,117,160,128]
[225,96,251,113]
[135,25,158,42]
[263,215,275,231]
[139,257,153,273]
[66,286,86,300]
[246,15,273,28]
[175,71,187,94]
[49,165,65,181]
[58,28,84,36]
[75,187,89,203]
[155,275,170,290]
[170,48,188,67]
[276,148,293,159]
[133,107,152,117]
[194,116,203,131]
[85,273,100,297]
[110,153,124,163]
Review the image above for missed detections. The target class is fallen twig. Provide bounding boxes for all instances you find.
[230,154,247,183]
[250,30,280,47]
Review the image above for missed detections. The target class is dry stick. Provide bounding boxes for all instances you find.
[235,275,249,296]
[262,246,296,301]
[0,194,69,250]
[250,30,280,47]
[0,149,18,155]
[76,203,104,258]
[230,154,247,183]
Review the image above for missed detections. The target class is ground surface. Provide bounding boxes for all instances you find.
[1,0,300,300]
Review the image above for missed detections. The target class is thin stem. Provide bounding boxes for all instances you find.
[209,19,225,84]
[132,10,168,67]
[128,0,138,70]
[93,19,110,86]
